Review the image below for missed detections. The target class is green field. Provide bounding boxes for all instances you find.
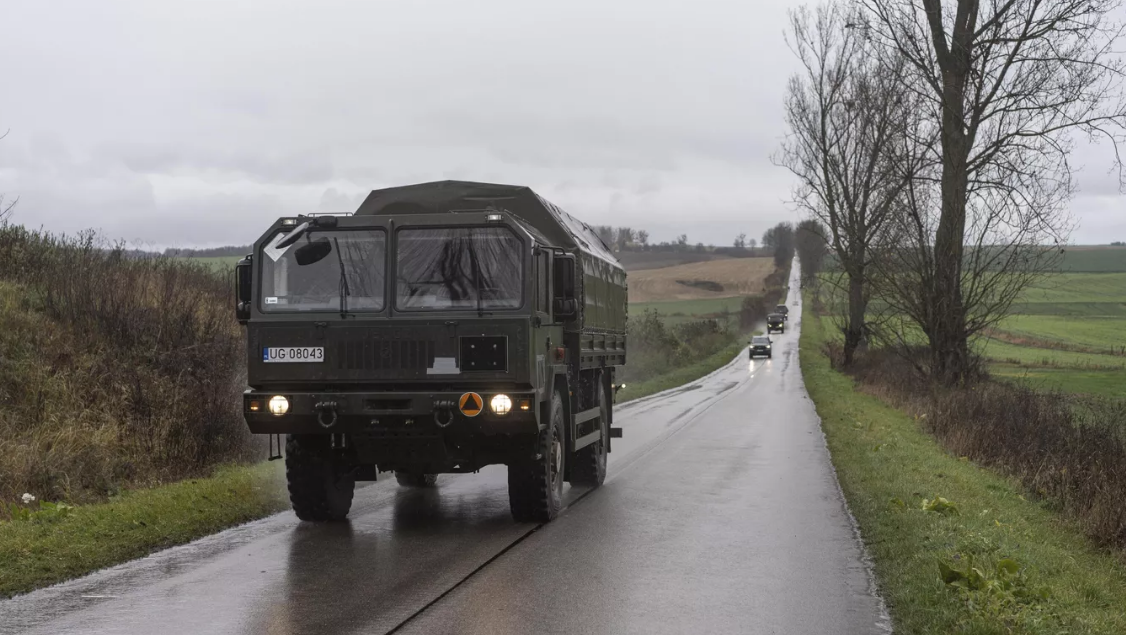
[183,255,241,272]
[630,296,748,318]
[1055,247,1126,273]
[984,271,1126,396]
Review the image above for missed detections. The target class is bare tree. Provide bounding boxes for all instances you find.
[615,227,634,252]
[734,233,747,249]
[795,219,829,284]
[748,237,758,252]
[777,1,917,364]
[763,222,796,268]
[860,0,1126,383]
[637,229,650,249]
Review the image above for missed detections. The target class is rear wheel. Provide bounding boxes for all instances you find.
[570,377,608,487]
[285,435,355,522]
[508,392,565,522]
[395,471,438,487]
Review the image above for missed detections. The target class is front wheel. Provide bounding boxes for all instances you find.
[285,435,355,522]
[508,392,565,522]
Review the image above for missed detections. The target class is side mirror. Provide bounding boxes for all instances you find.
[235,255,252,324]
[553,297,578,318]
[295,237,333,266]
[552,253,578,321]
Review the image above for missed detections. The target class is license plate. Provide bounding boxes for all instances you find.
[263,347,324,363]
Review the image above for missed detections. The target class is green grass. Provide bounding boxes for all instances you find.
[0,462,288,599]
[989,364,1126,399]
[1008,302,1126,317]
[177,255,241,273]
[998,315,1126,352]
[616,340,745,403]
[1018,273,1126,305]
[801,296,1126,634]
[978,338,1126,369]
[1056,247,1126,273]
[630,296,748,319]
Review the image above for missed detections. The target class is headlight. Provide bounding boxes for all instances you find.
[268,395,289,416]
[491,394,512,415]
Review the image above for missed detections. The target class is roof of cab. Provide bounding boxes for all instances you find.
[353,180,621,269]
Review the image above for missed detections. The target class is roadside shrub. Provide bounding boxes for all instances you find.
[0,225,254,510]
[845,345,1126,550]
[622,310,736,384]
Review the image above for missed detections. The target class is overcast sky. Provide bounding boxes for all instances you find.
[0,0,1122,249]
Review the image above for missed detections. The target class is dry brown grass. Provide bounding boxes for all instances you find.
[627,257,775,303]
[0,226,256,511]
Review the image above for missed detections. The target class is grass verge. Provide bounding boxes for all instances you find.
[0,462,287,599]
[800,294,1126,634]
[617,340,745,403]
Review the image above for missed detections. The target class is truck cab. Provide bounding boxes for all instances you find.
[234,181,627,524]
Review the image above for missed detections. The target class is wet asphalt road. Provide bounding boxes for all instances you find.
[0,264,889,635]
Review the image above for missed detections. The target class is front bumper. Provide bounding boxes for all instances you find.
[750,347,771,356]
[243,389,538,436]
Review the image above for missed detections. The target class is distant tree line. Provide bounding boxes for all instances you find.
[591,225,786,258]
[164,246,252,258]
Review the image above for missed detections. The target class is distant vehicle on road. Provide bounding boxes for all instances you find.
[749,335,773,359]
[767,313,786,334]
[234,181,627,524]
[775,304,789,320]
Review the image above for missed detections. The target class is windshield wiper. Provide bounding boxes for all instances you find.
[334,237,350,318]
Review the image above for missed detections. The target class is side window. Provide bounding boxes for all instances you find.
[536,251,550,314]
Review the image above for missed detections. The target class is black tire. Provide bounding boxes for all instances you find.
[508,392,565,522]
[395,471,438,487]
[570,377,608,487]
[285,434,355,522]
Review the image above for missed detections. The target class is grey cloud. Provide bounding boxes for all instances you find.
[112,144,334,185]
[0,0,1122,247]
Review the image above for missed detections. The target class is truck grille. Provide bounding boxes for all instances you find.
[335,339,436,371]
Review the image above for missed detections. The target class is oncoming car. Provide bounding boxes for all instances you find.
[767,313,785,334]
[749,335,773,359]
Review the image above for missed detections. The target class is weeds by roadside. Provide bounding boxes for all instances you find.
[828,331,1126,553]
[0,225,255,513]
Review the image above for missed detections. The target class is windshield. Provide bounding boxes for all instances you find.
[259,229,386,312]
[396,227,523,311]
[752,336,770,345]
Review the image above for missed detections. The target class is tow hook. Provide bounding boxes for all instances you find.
[315,401,339,429]
[433,399,456,429]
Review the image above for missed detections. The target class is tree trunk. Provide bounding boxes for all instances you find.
[843,272,867,366]
[931,61,973,384]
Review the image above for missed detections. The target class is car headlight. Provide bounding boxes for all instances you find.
[268,395,289,416]
[491,394,512,416]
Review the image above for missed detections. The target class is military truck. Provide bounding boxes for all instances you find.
[234,181,627,524]
[767,313,785,334]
